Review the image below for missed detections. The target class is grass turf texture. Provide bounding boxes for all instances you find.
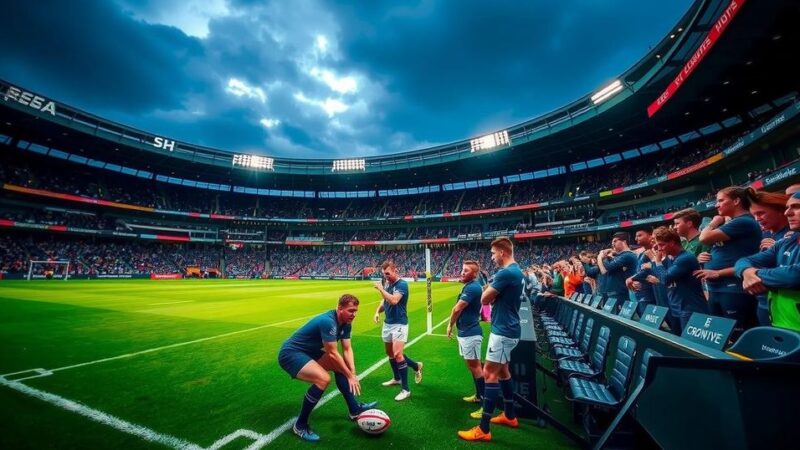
[0,280,577,449]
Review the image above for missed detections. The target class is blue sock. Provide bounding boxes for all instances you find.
[474,377,485,399]
[389,359,400,381]
[499,378,516,420]
[398,360,409,391]
[297,384,324,428]
[480,383,501,433]
[334,372,360,415]
[404,355,419,372]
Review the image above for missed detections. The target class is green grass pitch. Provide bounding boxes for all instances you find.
[0,280,577,449]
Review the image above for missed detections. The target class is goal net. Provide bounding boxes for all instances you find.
[27,260,70,280]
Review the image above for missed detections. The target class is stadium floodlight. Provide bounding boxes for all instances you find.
[332,159,366,172]
[232,154,274,170]
[591,80,623,105]
[470,130,509,152]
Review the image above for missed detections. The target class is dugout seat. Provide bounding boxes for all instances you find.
[726,326,800,362]
[567,336,637,408]
[554,318,594,359]
[557,326,610,378]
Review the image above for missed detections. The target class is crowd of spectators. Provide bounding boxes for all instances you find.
[0,122,751,221]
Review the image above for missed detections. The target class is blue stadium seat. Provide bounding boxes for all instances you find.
[557,326,610,378]
[550,314,585,347]
[554,318,594,359]
[726,326,800,362]
[567,336,637,408]
[635,349,661,387]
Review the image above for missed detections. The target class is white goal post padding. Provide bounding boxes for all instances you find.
[27,260,70,281]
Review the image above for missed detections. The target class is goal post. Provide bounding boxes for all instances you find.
[27,260,70,281]
[425,247,432,334]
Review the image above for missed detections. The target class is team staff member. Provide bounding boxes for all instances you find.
[673,208,711,257]
[695,187,762,340]
[598,232,638,304]
[735,192,800,331]
[446,261,486,410]
[458,237,524,442]
[373,261,422,401]
[278,294,377,442]
[747,189,792,325]
[638,227,709,332]
[627,228,656,315]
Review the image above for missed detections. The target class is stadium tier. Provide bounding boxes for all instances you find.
[2,0,800,449]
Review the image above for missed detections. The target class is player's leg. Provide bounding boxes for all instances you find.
[382,332,401,386]
[458,335,484,403]
[393,339,412,399]
[492,362,519,427]
[458,359,500,441]
[316,353,378,419]
[291,359,330,441]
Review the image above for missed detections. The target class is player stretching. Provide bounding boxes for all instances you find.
[278,294,377,442]
[446,260,486,416]
[458,237,524,442]
[373,261,423,401]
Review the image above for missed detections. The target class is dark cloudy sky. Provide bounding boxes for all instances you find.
[1,0,691,158]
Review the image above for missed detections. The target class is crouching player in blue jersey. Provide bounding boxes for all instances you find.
[446,260,486,414]
[735,192,800,331]
[458,237,524,442]
[278,294,377,442]
[373,261,422,401]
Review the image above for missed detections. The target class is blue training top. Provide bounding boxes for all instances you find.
[735,232,800,289]
[634,251,656,304]
[662,251,709,318]
[280,310,351,356]
[489,262,524,339]
[456,280,483,338]
[384,278,409,325]
[603,250,637,296]
[706,214,762,293]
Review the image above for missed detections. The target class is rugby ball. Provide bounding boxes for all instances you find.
[356,409,391,435]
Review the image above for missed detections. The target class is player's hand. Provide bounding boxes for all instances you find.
[348,375,362,396]
[373,312,380,324]
[697,252,712,264]
[742,268,767,295]
[645,275,660,284]
[710,215,726,228]
[760,238,776,251]
[446,324,453,339]
[641,262,652,270]
[373,281,383,291]
[693,269,719,280]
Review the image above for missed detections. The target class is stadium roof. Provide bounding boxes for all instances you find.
[2,0,798,190]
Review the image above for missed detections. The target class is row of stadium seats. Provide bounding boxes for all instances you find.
[535,293,800,446]
[0,118,755,220]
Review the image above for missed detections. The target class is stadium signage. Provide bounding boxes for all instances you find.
[760,114,786,135]
[153,137,176,151]
[681,314,735,350]
[638,305,669,329]
[3,85,56,115]
[647,0,746,117]
[763,166,797,185]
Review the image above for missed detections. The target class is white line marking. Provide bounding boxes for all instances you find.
[147,301,194,306]
[206,429,271,450]
[0,376,202,450]
[46,314,317,374]
[261,316,451,446]
[1,300,384,378]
